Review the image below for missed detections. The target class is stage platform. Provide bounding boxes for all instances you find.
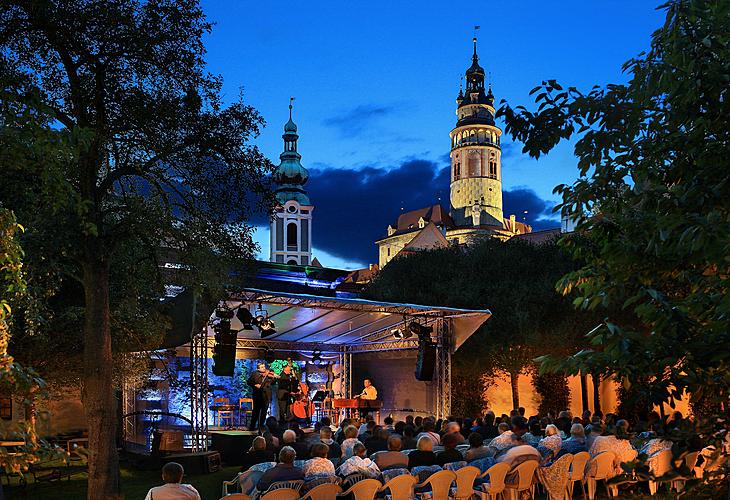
[209,430,257,465]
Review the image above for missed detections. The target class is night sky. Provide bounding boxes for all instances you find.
[201,1,665,268]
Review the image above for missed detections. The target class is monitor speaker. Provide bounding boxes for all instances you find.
[415,341,436,381]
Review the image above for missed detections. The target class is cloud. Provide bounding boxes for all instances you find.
[322,104,399,138]
[295,160,560,265]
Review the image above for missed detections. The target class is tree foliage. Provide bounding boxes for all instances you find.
[365,237,584,411]
[0,1,273,496]
[499,0,730,414]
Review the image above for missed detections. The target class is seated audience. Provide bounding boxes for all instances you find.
[408,435,437,468]
[303,443,336,477]
[522,421,543,447]
[405,415,415,427]
[338,443,380,478]
[144,462,200,500]
[436,432,464,466]
[496,434,540,467]
[317,426,342,459]
[256,446,304,492]
[358,419,376,441]
[477,412,498,440]
[555,411,573,437]
[372,435,409,470]
[416,419,440,447]
[340,425,363,459]
[282,429,310,460]
[414,416,424,432]
[640,435,673,457]
[487,422,513,454]
[383,416,395,432]
[335,418,352,444]
[401,425,418,450]
[393,420,406,437]
[558,423,588,457]
[586,417,604,450]
[241,436,276,472]
[442,421,466,445]
[537,424,563,459]
[363,426,389,455]
[464,432,491,462]
[589,419,637,465]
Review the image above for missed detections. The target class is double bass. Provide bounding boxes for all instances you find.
[291,381,315,419]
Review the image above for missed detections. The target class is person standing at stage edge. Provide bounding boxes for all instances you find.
[277,363,300,423]
[248,362,279,430]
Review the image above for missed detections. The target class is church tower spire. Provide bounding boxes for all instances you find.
[448,36,504,227]
[270,98,314,266]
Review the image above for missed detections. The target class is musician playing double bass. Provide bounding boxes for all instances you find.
[247,362,279,430]
[277,363,300,423]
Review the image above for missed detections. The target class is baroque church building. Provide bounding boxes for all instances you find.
[269,101,318,266]
[376,38,532,267]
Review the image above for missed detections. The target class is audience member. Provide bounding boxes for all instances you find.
[558,423,588,457]
[416,419,440,447]
[464,432,491,462]
[477,412,498,440]
[436,432,464,466]
[441,421,466,445]
[402,425,418,450]
[363,426,389,455]
[372,435,409,470]
[303,443,336,477]
[335,418,352,444]
[317,426,342,459]
[555,411,573,437]
[414,416,424,432]
[241,436,275,472]
[408,436,437,468]
[522,421,542,447]
[338,443,380,478]
[144,462,200,500]
[282,429,310,460]
[383,416,395,432]
[496,434,540,467]
[256,446,304,492]
[340,425,363,459]
[589,419,637,467]
[487,422,513,454]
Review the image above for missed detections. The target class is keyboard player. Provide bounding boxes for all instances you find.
[355,378,378,417]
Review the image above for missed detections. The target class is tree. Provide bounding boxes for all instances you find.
[0,1,272,497]
[499,0,729,493]
[499,0,729,416]
[365,237,584,412]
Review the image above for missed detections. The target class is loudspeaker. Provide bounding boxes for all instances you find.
[415,341,436,381]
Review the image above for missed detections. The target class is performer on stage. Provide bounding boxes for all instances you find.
[277,363,300,423]
[358,378,378,400]
[248,362,279,430]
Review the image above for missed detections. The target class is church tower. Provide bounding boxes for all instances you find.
[449,37,504,227]
[270,100,314,265]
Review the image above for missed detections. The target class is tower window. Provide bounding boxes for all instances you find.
[287,222,298,250]
[454,161,461,180]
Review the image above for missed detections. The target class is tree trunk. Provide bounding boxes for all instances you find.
[580,374,589,412]
[592,373,601,414]
[509,371,520,410]
[81,260,121,499]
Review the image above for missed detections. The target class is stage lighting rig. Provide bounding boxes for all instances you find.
[408,321,433,340]
[236,307,255,330]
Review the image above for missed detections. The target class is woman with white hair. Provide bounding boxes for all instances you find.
[537,424,562,463]
[558,423,588,457]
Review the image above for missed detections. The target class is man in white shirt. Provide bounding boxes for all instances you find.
[359,378,378,400]
[144,462,200,500]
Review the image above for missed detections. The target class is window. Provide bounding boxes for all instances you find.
[454,161,461,179]
[0,398,11,420]
[286,222,297,250]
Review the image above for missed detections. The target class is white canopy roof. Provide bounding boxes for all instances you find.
[216,288,491,353]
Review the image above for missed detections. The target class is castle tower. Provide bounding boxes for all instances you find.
[449,37,503,227]
[270,99,314,265]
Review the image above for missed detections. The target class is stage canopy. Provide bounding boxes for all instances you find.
[217,288,492,353]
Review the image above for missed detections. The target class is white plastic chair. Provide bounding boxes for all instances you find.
[451,465,479,500]
[647,449,673,495]
[475,462,510,500]
[566,451,590,499]
[536,453,572,500]
[584,451,617,499]
[504,460,538,500]
[414,469,455,500]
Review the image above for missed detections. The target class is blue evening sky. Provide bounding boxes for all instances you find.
[201,1,665,269]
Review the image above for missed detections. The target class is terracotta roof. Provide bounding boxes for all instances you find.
[512,228,561,244]
[393,204,455,233]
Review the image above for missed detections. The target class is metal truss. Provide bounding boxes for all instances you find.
[434,319,452,419]
[190,329,208,452]
[121,379,136,445]
[197,335,420,354]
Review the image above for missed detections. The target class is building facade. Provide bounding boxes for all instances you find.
[270,102,314,266]
[376,38,531,268]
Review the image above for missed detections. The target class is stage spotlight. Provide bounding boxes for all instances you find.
[391,327,412,340]
[408,321,432,339]
[236,307,255,330]
[215,306,234,320]
[258,317,276,338]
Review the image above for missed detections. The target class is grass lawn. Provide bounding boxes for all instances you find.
[2,464,241,500]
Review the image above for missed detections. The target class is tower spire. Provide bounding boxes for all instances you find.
[289,96,294,120]
[472,25,480,62]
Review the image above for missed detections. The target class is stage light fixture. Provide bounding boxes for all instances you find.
[236,307,255,330]
[258,318,276,338]
[408,321,433,339]
[391,327,412,340]
[215,306,234,320]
